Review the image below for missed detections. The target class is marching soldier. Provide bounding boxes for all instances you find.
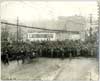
[69,48,72,60]
[16,50,20,64]
[50,47,54,58]
[60,47,65,59]
[3,50,9,65]
[21,49,26,64]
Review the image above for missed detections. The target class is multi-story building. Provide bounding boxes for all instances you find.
[21,15,87,41]
[57,15,86,41]
[26,16,86,41]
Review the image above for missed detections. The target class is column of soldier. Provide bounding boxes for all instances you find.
[1,40,94,65]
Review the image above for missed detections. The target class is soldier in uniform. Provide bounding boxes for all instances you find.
[3,50,9,65]
[21,49,26,64]
[1,50,7,64]
[16,50,20,64]
[77,47,81,57]
[50,47,54,58]
[60,47,65,59]
[69,48,72,60]
[38,46,42,57]
[56,47,60,58]
[53,47,57,58]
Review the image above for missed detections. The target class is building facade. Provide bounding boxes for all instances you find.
[57,15,86,41]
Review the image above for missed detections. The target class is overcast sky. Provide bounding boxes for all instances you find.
[0,1,98,23]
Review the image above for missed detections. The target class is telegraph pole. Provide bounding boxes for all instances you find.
[17,17,19,43]
[89,14,93,41]
[89,14,93,57]
[90,14,92,25]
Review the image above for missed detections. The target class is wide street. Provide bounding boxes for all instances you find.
[1,57,99,81]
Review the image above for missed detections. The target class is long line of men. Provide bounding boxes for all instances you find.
[1,40,96,64]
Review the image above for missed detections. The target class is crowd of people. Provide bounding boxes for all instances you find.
[1,40,97,65]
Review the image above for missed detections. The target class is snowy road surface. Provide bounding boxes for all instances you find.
[1,57,99,81]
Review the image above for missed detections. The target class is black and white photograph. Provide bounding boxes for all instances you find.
[0,0,99,80]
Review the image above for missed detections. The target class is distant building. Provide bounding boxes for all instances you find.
[27,32,56,41]
[1,15,87,42]
[23,15,87,41]
[57,15,86,41]
[58,15,86,31]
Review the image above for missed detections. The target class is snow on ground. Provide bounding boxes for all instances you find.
[1,57,99,81]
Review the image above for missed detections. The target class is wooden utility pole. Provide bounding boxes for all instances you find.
[89,14,93,56]
[17,17,19,43]
[89,14,93,41]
